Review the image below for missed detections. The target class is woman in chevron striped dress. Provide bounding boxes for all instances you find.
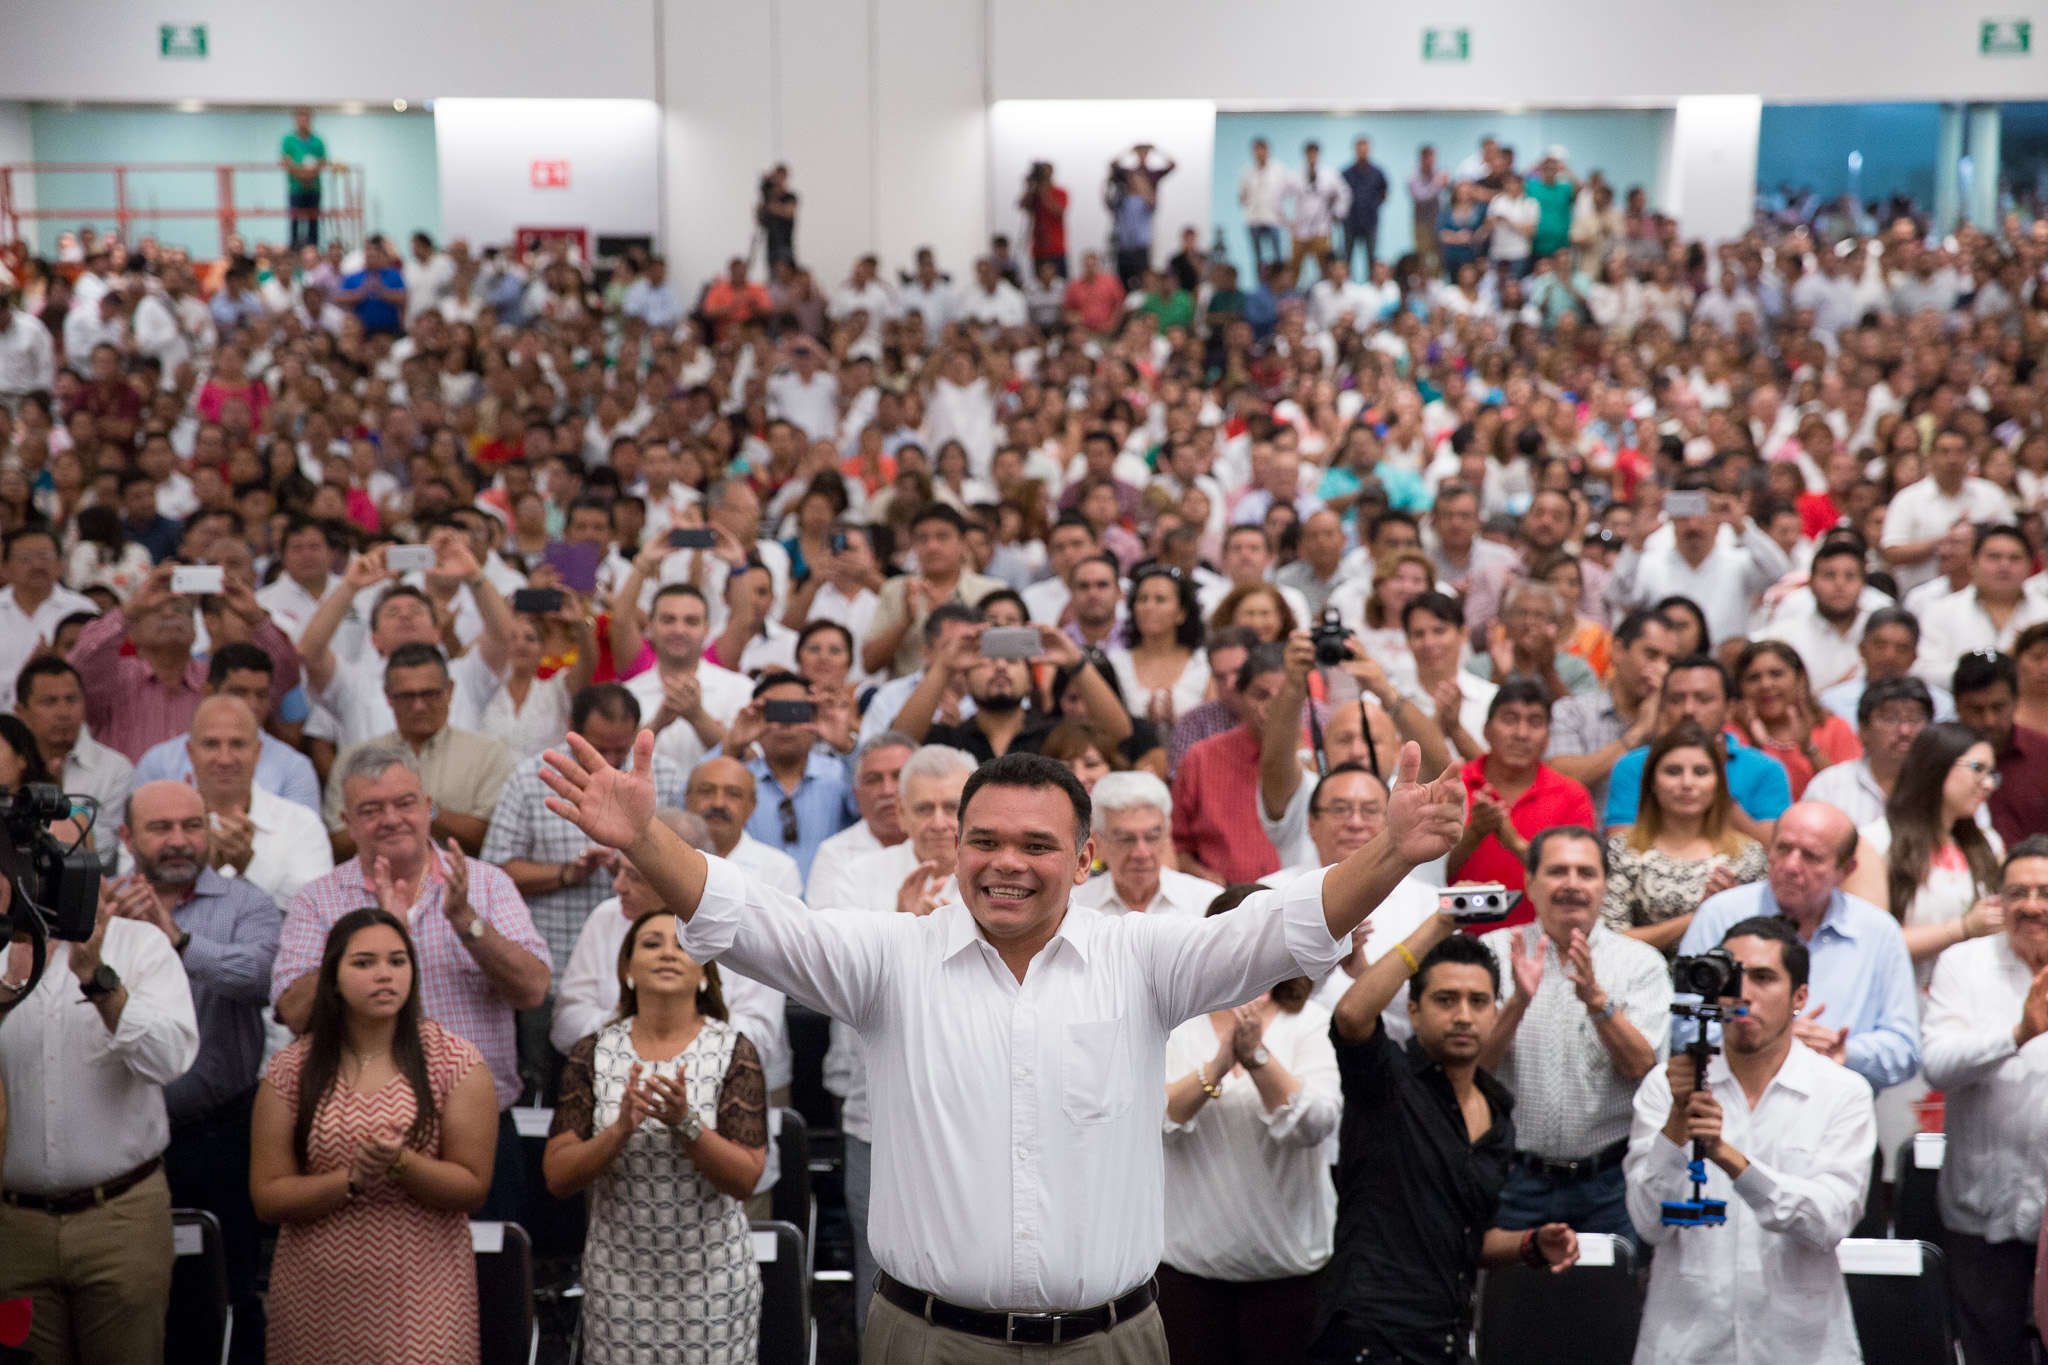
[252,907,500,1365]
[544,906,769,1364]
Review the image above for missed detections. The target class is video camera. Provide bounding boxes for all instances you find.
[1438,884,1521,925]
[1661,947,1747,1228]
[0,784,105,1000]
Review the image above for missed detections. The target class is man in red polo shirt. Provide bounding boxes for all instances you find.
[1061,250,1126,335]
[1172,641,1290,884]
[1445,677,1596,926]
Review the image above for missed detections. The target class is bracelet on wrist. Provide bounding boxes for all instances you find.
[1519,1228,1547,1269]
[1196,1061,1224,1100]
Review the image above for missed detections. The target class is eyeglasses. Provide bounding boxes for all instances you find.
[386,686,450,707]
[1954,758,2004,790]
[778,796,799,844]
[2003,886,2048,906]
[1315,801,1384,822]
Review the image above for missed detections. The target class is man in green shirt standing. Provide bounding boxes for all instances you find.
[1527,146,1580,263]
[280,107,327,250]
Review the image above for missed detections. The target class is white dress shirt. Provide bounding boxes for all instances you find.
[61,731,135,869]
[1626,1040,1875,1365]
[1479,921,1672,1159]
[765,369,840,443]
[0,309,56,395]
[1922,933,2048,1243]
[1160,1002,1341,1281]
[804,818,886,907]
[0,583,99,712]
[726,831,803,900]
[1913,586,2048,689]
[1800,759,1889,830]
[684,852,1348,1311]
[1020,577,1071,625]
[1757,608,1870,693]
[1607,526,1792,649]
[1071,867,1218,918]
[222,783,334,911]
[623,661,754,777]
[0,920,200,1194]
[1238,161,1291,227]
[1880,477,2014,594]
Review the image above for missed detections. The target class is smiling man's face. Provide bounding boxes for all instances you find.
[956,783,1093,947]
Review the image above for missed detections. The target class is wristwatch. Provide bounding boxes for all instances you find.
[462,916,488,943]
[676,1107,705,1143]
[1590,997,1617,1023]
[1245,1045,1271,1070]
[80,964,121,1002]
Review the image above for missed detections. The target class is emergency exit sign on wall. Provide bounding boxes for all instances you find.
[1981,18,2031,54]
[159,23,207,58]
[530,160,571,189]
[1422,27,1470,61]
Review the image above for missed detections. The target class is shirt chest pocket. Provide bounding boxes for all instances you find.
[1061,1017,1133,1127]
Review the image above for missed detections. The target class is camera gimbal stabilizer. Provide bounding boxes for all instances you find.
[1661,947,1747,1228]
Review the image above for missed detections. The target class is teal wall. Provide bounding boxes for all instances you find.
[26,105,438,257]
[1755,103,1941,213]
[1209,108,1671,277]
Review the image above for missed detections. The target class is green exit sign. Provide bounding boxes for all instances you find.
[1422,26,1471,62]
[159,23,208,58]
[1981,17,2031,54]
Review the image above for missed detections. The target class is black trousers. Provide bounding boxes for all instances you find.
[1306,1312,1466,1365]
[1155,1263,1319,1365]
[475,1108,530,1228]
[1941,1229,2037,1365]
[164,1089,266,1363]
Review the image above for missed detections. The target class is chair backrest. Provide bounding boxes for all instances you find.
[511,1107,588,1265]
[1850,1144,1888,1239]
[771,1107,812,1233]
[1893,1135,1944,1247]
[752,1219,811,1365]
[1476,1233,1639,1365]
[474,1221,537,1365]
[165,1207,231,1365]
[1839,1238,1959,1365]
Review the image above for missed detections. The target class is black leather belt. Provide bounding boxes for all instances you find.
[876,1271,1156,1345]
[1516,1138,1628,1184]
[3,1155,162,1215]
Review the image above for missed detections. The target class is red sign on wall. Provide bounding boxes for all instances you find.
[530,160,571,189]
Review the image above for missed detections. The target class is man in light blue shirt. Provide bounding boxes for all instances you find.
[1675,801,1919,1093]
[731,674,857,885]
[622,257,682,330]
[132,643,321,813]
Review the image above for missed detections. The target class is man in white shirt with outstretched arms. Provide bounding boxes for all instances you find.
[1625,915,1876,1365]
[1921,834,2048,1365]
[540,734,1466,1362]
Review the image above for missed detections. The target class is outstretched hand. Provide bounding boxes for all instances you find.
[540,730,660,851]
[1384,741,1467,865]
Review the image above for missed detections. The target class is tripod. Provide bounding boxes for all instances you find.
[1660,1001,1746,1227]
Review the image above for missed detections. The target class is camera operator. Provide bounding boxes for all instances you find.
[1626,918,1876,1364]
[0,831,200,1364]
[1676,801,1920,1094]
[1018,161,1070,279]
[1478,827,1670,1243]
[1921,835,2048,1365]
[757,163,798,269]
[1313,915,1579,1364]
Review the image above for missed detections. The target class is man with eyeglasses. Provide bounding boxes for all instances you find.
[1923,835,2048,1365]
[1074,771,1216,918]
[0,526,96,713]
[1803,675,1935,829]
[321,642,513,862]
[682,755,801,899]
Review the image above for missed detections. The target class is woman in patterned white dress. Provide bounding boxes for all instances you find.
[544,907,769,1365]
[250,907,499,1365]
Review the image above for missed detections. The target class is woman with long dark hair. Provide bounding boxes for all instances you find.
[251,908,497,1365]
[543,907,768,1364]
[1110,565,1210,727]
[1733,639,1862,800]
[1845,721,2006,980]
[1602,721,1766,953]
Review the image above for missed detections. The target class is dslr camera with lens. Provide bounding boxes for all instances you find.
[1311,607,1352,668]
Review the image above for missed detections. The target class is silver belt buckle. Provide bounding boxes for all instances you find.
[1006,1311,1061,1345]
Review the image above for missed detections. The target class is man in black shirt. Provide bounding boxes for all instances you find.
[891,621,1133,763]
[1312,915,1578,1364]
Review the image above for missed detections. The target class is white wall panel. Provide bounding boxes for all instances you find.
[433,99,660,250]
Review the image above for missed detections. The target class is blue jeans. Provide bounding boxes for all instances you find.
[846,1135,877,1345]
[1248,224,1285,271]
[1491,1162,1636,1248]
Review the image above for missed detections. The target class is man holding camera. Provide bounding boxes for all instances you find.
[721,673,856,885]
[1019,162,1070,278]
[757,164,797,268]
[1479,827,1671,1242]
[1314,908,1579,1364]
[1921,835,2048,1365]
[1626,918,1876,1364]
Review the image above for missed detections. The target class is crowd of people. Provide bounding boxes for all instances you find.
[0,116,2046,1365]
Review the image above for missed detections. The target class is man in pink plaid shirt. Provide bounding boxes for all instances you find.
[270,738,551,1219]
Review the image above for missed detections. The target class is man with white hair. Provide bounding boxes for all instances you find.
[1073,771,1218,918]
[806,732,915,906]
[549,807,792,1218]
[818,743,977,1340]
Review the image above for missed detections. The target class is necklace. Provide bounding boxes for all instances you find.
[345,1045,390,1085]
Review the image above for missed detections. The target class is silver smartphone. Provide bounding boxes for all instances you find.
[980,627,1043,659]
[170,565,225,595]
[386,544,437,573]
[1663,490,1710,519]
